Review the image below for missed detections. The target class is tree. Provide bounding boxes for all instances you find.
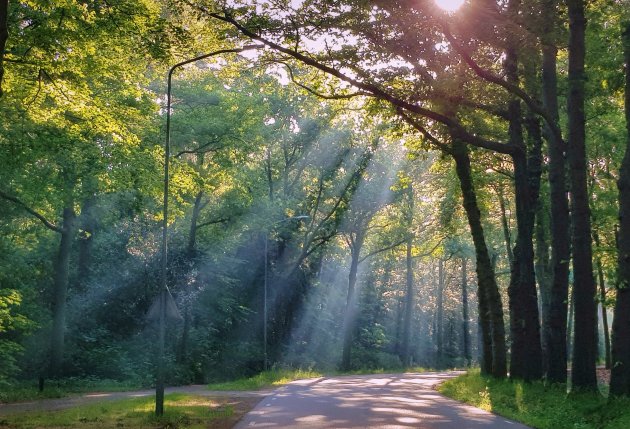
[0,0,171,379]
[567,0,598,390]
[610,17,630,397]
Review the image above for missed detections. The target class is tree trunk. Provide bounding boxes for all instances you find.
[436,259,444,368]
[401,184,414,366]
[0,0,9,97]
[535,201,552,375]
[76,195,96,291]
[395,292,403,356]
[567,289,575,362]
[508,149,543,380]
[178,191,203,364]
[341,231,365,370]
[497,185,514,264]
[266,146,274,202]
[567,0,598,390]
[50,207,75,378]
[401,234,414,366]
[505,22,543,380]
[451,138,507,378]
[541,0,571,383]
[188,191,203,255]
[610,20,630,397]
[593,230,611,369]
[462,258,471,367]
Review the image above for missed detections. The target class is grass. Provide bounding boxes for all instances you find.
[438,369,630,429]
[207,368,323,390]
[206,366,435,391]
[0,393,254,429]
[0,379,145,403]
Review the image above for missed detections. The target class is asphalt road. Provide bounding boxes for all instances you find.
[234,372,532,429]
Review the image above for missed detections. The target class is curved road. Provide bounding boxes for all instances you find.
[235,372,531,429]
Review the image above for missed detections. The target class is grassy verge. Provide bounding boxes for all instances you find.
[207,366,435,391]
[438,369,630,429]
[0,393,257,429]
[207,368,323,390]
[0,379,146,403]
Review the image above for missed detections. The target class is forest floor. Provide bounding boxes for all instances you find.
[0,386,270,429]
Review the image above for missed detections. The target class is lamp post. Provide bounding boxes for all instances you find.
[157,45,261,417]
[262,215,309,370]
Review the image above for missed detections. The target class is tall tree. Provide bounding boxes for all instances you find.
[610,19,630,397]
[451,139,507,378]
[461,257,472,367]
[401,183,415,366]
[540,0,571,384]
[0,0,7,96]
[567,0,598,390]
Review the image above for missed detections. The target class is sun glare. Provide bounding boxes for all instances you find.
[434,0,465,12]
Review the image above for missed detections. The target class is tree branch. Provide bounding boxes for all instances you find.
[359,238,406,263]
[441,25,565,149]
[195,217,230,231]
[196,7,514,155]
[396,108,452,154]
[412,236,447,259]
[0,190,63,233]
[277,61,370,100]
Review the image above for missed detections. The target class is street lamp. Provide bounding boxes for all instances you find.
[157,45,262,416]
[262,215,309,370]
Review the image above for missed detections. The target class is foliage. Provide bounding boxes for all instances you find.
[0,378,145,404]
[207,368,322,391]
[439,370,630,429]
[0,289,34,382]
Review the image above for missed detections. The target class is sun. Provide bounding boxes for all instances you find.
[434,0,465,12]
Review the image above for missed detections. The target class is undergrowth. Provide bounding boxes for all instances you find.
[438,369,630,429]
[0,378,145,403]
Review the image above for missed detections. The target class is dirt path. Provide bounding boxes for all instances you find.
[0,385,271,416]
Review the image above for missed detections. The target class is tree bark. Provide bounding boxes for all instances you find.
[188,191,204,254]
[0,0,9,97]
[540,0,571,383]
[50,207,76,377]
[341,230,365,370]
[401,184,414,366]
[610,20,630,397]
[535,201,552,375]
[452,139,507,378]
[593,230,611,369]
[567,0,598,390]
[178,191,203,364]
[462,258,471,367]
[436,259,444,368]
[76,195,96,291]
[497,185,514,264]
[508,148,543,380]
[401,233,414,366]
[505,18,543,379]
[266,146,274,201]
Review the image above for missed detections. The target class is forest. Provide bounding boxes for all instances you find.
[1,0,630,414]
